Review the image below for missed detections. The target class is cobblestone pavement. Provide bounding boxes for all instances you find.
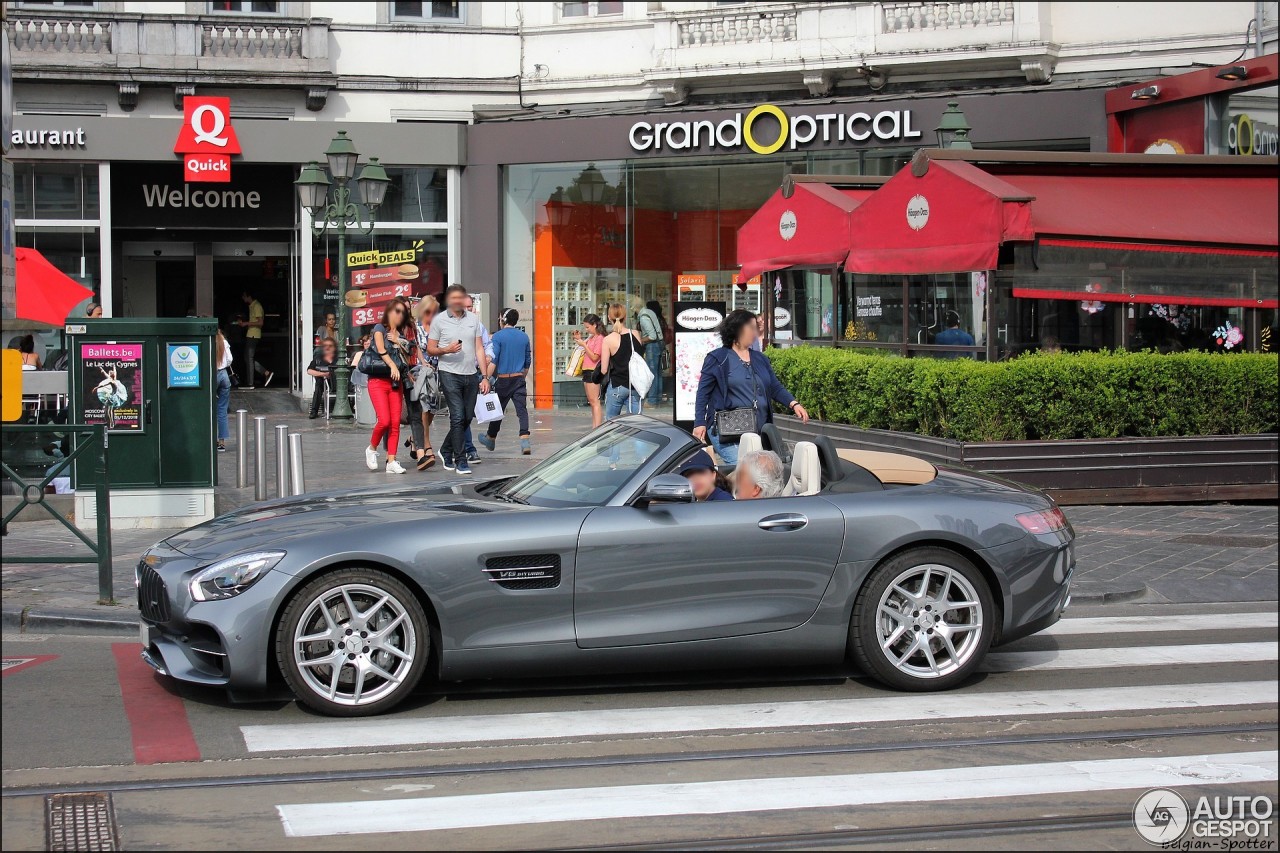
[2,392,1275,628]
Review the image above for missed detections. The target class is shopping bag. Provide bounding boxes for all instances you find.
[565,345,585,377]
[474,391,504,424]
[628,348,654,398]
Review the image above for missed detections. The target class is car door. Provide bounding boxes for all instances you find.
[573,495,845,648]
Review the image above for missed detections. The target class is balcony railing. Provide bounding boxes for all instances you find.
[882,2,1016,32]
[675,7,798,47]
[5,10,331,79]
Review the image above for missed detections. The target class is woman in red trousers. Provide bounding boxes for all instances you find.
[365,297,411,475]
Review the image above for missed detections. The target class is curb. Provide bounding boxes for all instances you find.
[1069,585,1150,605]
[2,604,137,636]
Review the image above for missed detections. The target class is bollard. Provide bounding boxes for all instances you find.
[275,425,290,500]
[235,409,248,488]
[288,433,305,496]
[253,416,267,502]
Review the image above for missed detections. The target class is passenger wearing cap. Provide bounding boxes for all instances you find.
[678,450,733,502]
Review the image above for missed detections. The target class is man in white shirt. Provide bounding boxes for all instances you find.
[427,285,492,476]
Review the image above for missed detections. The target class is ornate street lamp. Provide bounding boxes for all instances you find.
[935,101,974,150]
[575,163,609,204]
[546,186,572,228]
[295,132,391,420]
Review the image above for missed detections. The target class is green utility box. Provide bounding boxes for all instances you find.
[67,318,217,530]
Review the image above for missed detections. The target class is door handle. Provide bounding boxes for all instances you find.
[758,513,808,531]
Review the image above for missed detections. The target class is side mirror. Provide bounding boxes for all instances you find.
[640,474,695,505]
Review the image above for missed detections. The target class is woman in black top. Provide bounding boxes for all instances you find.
[598,302,644,419]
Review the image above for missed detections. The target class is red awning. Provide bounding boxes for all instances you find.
[1010,174,1278,249]
[842,160,1035,274]
[736,182,877,281]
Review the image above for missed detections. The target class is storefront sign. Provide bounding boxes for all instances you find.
[629,105,921,154]
[166,343,201,388]
[347,248,417,267]
[8,127,86,149]
[779,209,797,241]
[112,163,293,229]
[673,301,726,429]
[856,295,883,318]
[81,343,142,432]
[1226,113,1279,156]
[173,97,241,183]
[906,194,930,231]
[774,306,792,328]
[732,273,762,286]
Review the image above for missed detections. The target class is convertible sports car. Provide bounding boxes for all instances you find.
[137,415,1074,716]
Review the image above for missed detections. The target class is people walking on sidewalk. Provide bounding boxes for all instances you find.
[599,303,643,420]
[638,300,666,407]
[365,298,411,475]
[405,296,440,471]
[236,289,273,388]
[692,308,809,465]
[428,284,492,476]
[572,313,605,428]
[479,308,532,456]
[307,338,337,419]
[460,293,494,467]
[215,328,233,452]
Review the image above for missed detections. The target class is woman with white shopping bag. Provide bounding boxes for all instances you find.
[598,302,652,420]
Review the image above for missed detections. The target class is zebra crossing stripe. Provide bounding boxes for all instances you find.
[1044,612,1276,636]
[241,679,1278,753]
[981,641,1276,672]
[276,749,1278,837]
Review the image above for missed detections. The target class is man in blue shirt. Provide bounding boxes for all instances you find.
[479,308,533,455]
[934,311,976,357]
[678,449,733,502]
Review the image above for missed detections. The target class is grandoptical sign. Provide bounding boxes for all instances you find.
[173,96,242,183]
[629,104,922,155]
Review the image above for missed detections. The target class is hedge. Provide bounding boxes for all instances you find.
[766,347,1279,442]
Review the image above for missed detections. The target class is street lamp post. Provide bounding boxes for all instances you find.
[294,131,390,420]
[934,100,974,150]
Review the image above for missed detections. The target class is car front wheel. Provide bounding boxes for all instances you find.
[850,548,994,691]
[276,568,429,716]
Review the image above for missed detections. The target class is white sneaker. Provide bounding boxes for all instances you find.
[364,446,378,471]
[386,459,406,475]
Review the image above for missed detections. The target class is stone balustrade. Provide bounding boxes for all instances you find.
[675,7,798,47]
[881,2,1017,32]
[7,16,112,55]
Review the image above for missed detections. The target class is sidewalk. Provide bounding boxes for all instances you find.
[3,392,1276,632]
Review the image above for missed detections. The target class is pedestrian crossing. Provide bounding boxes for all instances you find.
[253,608,1278,841]
[277,750,1279,837]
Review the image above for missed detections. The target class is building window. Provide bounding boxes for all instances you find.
[561,2,623,18]
[391,1,461,20]
[208,1,280,13]
[13,1,97,7]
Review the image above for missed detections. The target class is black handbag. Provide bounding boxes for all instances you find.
[358,345,393,378]
[713,356,762,443]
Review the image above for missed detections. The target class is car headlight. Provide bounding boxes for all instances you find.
[189,551,284,602]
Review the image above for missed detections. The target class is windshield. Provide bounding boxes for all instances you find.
[499,424,670,507]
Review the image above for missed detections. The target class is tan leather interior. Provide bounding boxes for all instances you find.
[837,448,937,485]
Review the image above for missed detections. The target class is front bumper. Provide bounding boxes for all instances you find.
[136,544,292,692]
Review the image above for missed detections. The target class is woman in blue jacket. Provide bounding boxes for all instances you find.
[692,308,809,464]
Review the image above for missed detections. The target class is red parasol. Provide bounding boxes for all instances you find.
[14,247,94,327]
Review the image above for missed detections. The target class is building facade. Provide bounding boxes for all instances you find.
[5,0,1277,401]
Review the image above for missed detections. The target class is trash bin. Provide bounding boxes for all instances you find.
[66,317,217,529]
[354,384,375,426]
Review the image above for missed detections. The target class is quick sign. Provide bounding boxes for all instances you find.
[629,104,921,154]
[346,248,416,267]
[173,97,242,183]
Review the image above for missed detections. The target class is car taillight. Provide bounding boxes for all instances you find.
[1016,506,1068,534]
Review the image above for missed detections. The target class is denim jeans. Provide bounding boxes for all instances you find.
[643,341,664,405]
[216,368,231,440]
[604,383,642,420]
[709,430,738,465]
[440,371,478,463]
[488,376,530,439]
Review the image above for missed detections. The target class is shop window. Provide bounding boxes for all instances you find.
[391,1,462,20]
[561,2,623,18]
[209,1,280,13]
[356,167,447,224]
[13,1,96,7]
[16,226,101,294]
[13,163,99,220]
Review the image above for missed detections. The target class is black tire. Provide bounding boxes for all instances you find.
[849,547,995,691]
[276,567,430,717]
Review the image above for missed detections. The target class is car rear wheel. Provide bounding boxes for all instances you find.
[849,548,994,691]
[276,568,429,716]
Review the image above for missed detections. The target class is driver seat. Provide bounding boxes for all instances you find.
[736,432,762,457]
[784,441,822,496]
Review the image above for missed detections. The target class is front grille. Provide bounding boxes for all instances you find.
[484,554,561,590]
[137,563,171,622]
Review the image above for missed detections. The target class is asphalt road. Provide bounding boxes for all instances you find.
[2,600,1277,851]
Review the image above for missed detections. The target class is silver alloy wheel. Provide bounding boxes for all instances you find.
[292,582,417,707]
[875,563,983,679]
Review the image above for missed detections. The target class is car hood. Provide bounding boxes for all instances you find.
[162,481,528,558]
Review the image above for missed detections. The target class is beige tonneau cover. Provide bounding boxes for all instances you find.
[836,448,937,486]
